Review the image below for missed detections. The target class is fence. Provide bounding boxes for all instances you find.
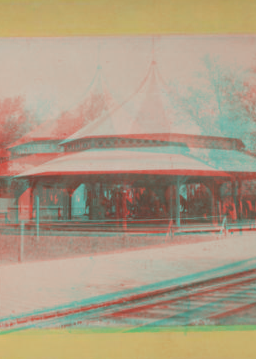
[0,214,255,264]
[166,215,228,240]
[6,205,63,223]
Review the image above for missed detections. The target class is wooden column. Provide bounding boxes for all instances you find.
[15,200,19,224]
[115,186,121,224]
[29,187,34,221]
[176,177,180,227]
[63,190,69,220]
[86,183,92,220]
[231,180,238,222]
[214,182,222,224]
[170,184,173,220]
[211,180,217,225]
[36,196,40,242]
[237,179,242,220]
[122,186,127,231]
[29,181,36,221]
[67,189,73,220]
[13,180,28,223]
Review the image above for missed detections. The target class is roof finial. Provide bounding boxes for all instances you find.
[152,36,156,65]
[97,39,102,70]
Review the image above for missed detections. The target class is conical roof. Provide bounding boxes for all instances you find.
[62,60,202,145]
[127,60,171,134]
[8,66,117,149]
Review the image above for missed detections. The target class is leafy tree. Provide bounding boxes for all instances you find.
[170,55,252,142]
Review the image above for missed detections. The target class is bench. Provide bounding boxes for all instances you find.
[167,217,227,239]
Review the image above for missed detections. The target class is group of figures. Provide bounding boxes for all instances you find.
[83,183,214,222]
[26,181,256,224]
[85,186,169,220]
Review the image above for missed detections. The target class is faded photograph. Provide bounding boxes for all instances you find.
[1,36,256,331]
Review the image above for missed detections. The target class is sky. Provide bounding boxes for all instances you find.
[0,35,256,124]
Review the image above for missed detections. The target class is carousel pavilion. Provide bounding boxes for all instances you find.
[11,57,256,231]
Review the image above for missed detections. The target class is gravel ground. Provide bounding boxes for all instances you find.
[0,231,256,319]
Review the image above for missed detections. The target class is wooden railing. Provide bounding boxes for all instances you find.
[166,215,229,239]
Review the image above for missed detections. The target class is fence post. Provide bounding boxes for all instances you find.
[122,189,127,232]
[221,216,227,236]
[19,221,25,262]
[36,196,39,242]
[166,219,173,242]
[15,205,19,224]
[176,177,180,227]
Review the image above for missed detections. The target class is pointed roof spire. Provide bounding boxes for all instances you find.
[97,38,102,70]
[152,36,156,65]
[61,46,173,144]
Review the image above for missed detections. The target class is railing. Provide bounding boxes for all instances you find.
[1,214,256,263]
[165,214,256,239]
[37,206,63,221]
[166,215,225,240]
[6,205,63,223]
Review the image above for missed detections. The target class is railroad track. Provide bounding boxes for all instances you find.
[2,267,256,332]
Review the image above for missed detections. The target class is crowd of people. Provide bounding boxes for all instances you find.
[86,186,169,220]
[30,182,256,223]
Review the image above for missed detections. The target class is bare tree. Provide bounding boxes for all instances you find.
[237,66,256,151]
[170,55,252,141]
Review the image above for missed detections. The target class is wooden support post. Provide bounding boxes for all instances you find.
[36,196,39,242]
[19,221,25,262]
[176,176,180,227]
[68,190,72,220]
[170,184,173,220]
[63,190,67,220]
[29,188,33,221]
[115,186,121,227]
[63,190,70,220]
[218,199,222,224]
[231,180,238,222]
[15,202,19,224]
[29,183,36,221]
[211,181,217,225]
[122,187,127,231]
[237,179,242,220]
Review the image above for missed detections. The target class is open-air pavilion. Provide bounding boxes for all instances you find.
[14,59,256,232]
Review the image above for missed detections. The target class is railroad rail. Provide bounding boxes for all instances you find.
[2,267,256,332]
